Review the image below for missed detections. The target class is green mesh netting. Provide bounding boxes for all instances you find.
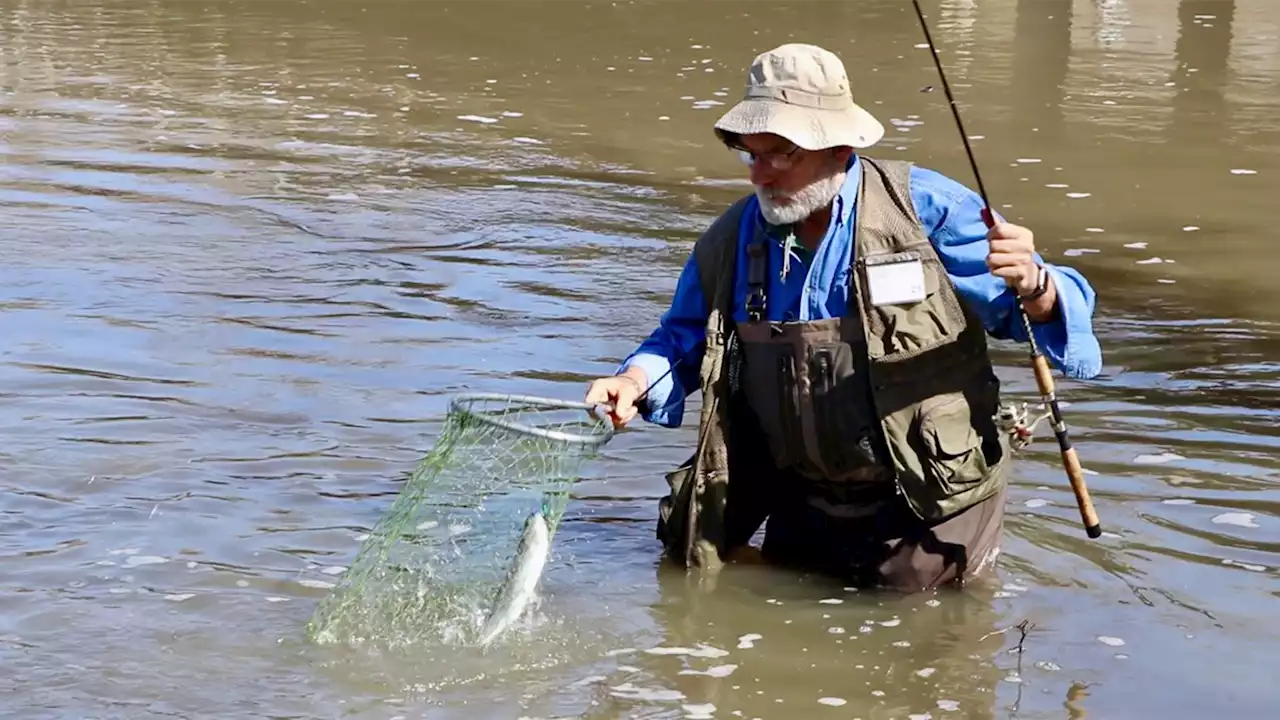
[306,393,615,651]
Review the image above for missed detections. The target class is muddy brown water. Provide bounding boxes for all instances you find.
[2,0,1278,718]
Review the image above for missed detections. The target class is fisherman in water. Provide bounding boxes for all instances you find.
[585,43,1103,593]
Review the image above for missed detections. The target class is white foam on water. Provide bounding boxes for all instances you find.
[1086,227,1105,232]
[1016,158,1041,163]
[658,116,670,121]
[828,626,846,634]
[1066,192,1091,199]
[1183,225,1200,231]
[406,73,419,78]
[819,597,843,604]
[304,113,329,119]
[680,664,738,678]
[266,596,289,603]
[1133,452,1184,465]
[925,598,941,607]
[1097,635,1125,646]
[859,624,874,634]
[512,137,544,145]
[916,667,936,678]
[1046,183,1069,188]
[1136,257,1165,264]
[1158,279,1177,284]
[915,43,929,48]
[186,561,197,569]
[937,699,960,711]
[1163,498,1195,505]
[910,714,933,720]
[893,640,911,647]
[1223,559,1267,572]
[1124,241,1147,248]
[872,690,885,696]
[456,114,498,124]
[1003,583,1029,593]
[235,580,249,588]
[1025,498,1050,508]
[682,703,715,719]
[124,555,168,567]
[1003,673,1022,684]
[1115,653,1130,660]
[1212,512,1259,528]
[994,591,1017,598]
[298,579,335,589]
[737,633,761,649]
[265,98,288,105]
[108,547,140,556]
[1034,660,1061,671]
[320,566,346,575]
[1063,248,1099,256]
[164,593,194,602]
[880,618,901,627]
[638,56,653,61]
[818,697,847,706]
[1230,169,1257,175]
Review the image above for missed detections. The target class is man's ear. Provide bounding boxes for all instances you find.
[831,146,855,164]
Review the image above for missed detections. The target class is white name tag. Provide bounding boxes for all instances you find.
[866,258,927,307]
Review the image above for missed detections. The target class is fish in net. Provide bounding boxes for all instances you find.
[306,393,615,651]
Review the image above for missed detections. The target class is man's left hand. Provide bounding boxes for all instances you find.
[985,221,1041,297]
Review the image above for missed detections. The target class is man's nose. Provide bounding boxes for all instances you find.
[749,160,777,186]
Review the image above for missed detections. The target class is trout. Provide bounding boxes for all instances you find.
[476,510,551,647]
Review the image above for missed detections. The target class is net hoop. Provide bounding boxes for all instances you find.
[447,392,616,447]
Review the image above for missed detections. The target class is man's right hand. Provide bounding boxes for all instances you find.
[584,368,648,429]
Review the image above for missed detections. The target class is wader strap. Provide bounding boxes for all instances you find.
[742,197,768,323]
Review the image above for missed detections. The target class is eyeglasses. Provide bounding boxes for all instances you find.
[730,142,802,171]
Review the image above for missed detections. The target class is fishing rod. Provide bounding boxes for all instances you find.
[910,0,1102,539]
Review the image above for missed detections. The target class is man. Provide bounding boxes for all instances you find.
[584,43,1102,593]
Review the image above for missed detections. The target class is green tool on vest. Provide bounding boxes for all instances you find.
[911,0,1102,539]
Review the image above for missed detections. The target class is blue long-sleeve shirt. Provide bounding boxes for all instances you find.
[619,157,1104,428]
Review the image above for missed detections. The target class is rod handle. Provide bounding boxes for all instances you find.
[1030,354,1102,539]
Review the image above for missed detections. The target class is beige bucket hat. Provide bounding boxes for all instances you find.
[714,43,885,151]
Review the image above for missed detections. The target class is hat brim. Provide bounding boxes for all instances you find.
[713,98,885,151]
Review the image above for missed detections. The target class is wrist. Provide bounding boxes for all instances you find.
[618,367,648,393]
[1019,266,1058,322]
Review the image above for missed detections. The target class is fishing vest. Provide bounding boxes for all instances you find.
[656,156,1010,572]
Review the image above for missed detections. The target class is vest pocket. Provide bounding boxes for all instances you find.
[859,252,963,361]
[918,392,989,493]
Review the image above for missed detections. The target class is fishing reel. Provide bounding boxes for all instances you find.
[995,401,1053,452]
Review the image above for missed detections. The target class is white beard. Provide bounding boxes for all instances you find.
[755,170,847,226]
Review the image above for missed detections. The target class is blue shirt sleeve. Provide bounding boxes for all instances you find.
[617,251,709,427]
[908,166,1104,380]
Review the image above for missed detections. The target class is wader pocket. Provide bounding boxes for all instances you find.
[810,343,879,477]
[741,343,803,470]
[776,353,804,467]
[859,251,965,361]
[918,393,988,493]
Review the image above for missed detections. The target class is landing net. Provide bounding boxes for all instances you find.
[306,392,615,651]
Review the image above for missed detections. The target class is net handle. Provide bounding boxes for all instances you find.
[448,392,616,447]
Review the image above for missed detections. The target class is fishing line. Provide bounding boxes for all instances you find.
[909,0,1102,539]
